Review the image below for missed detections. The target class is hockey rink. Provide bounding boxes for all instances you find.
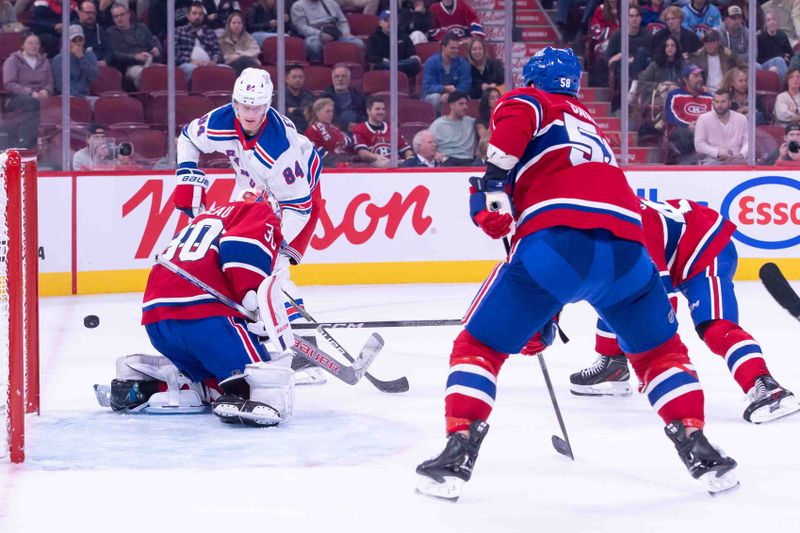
[2,281,799,532]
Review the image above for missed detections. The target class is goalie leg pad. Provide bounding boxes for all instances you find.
[255,275,295,355]
[212,361,295,426]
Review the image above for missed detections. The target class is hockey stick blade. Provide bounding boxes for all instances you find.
[537,353,575,460]
[155,256,379,385]
[551,435,572,458]
[759,262,800,320]
[290,319,462,329]
[283,290,410,393]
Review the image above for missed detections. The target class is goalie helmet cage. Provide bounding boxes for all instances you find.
[1,149,40,464]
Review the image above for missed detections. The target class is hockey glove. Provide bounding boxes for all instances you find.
[174,167,210,218]
[468,168,513,240]
[521,313,560,356]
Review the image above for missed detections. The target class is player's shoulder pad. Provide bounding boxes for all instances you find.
[204,103,237,137]
[255,108,291,163]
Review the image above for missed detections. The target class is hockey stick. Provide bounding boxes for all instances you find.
[282,291,411,393]
[289,319,462,329]
[155,256,383,385]
[501,237,574,460]
[759,262,800,321]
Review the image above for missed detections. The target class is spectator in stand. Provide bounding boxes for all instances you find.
[587,0,620,86]
[637,34,683,118]
[353,96,413,167]
[285,64,315,133]
[682,0,720,39]
[148,0,193,41]
[641,0,666,29]
[72,123,106,170]
[52,24,98,98]
[400,129,443,168]
[31,0,78,57]
[429,0,484,41]
[690,29,745,93]
[429,90,477,166]
[206,0,241,33]
[108,2,162,90]
[399,0,433,44]
[765,123,800,165]
[653,5,701,58]
[606,5,651,110]
[720,66,768,125]
[718,5,748,62]
[77,1,112,66]
[0,0,24,32]
[665,63,713,163]
[304,97,354,165]
[774,67,800,127]
[762,0,800,48]
[467,36,503,100]
[322,64,367,131]
[475,86,500,140]
[693,90,747,165]
[758,9,793,83]
[219,10,260,76]
[96,0,121,29]
[554,0,586,44]
[365,10,421,80]
[176,2,223,84]
[421,32,471,115]
[2,33,53,148]
[290,0,364,63]
[246,0,291,47]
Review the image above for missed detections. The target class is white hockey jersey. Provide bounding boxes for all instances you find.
[177,103,322,263]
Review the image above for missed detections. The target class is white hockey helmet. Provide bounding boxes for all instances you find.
[232,67,273,108]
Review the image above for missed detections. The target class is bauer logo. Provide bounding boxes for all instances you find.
[720,176,800,250]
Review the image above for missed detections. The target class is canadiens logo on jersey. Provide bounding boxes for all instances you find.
[353,121,410,157]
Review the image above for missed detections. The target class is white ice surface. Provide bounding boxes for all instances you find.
[2,282,800,532]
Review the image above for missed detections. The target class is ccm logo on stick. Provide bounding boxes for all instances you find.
[721,176,800,250]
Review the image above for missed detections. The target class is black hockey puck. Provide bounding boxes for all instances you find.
[84,315,100,328]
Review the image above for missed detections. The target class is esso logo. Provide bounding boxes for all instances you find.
[685,103,708,114]
[720,176,800,249]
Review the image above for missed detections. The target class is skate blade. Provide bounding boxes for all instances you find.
[747,395,800,424]
[212,404,281,426]
[294,367,328,386]
[414,474,464,502]
[142,405,209,415]
[570,381,632,397]
[701,469,740,496]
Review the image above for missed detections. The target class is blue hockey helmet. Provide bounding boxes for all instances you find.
[522,47,581,97]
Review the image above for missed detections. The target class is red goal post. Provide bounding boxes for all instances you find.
[1,149,40,463]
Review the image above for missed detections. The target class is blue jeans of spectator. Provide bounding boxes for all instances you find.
[180,62,198,84]
[557,0,585,26]
[252,31,277,47]
[372,57,422,78]
[304,34,364,62]
[759,57,789,84]
[422,92,444,115]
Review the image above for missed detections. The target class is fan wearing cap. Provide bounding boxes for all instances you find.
[719,5,748,62]
[175,67,322,277]
[689,29,745,93]
[766,123,800,165]
[365,10,421,79]
[52,24,99,98]
[664,63,712,162]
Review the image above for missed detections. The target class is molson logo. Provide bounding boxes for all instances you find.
[720,176,800,250]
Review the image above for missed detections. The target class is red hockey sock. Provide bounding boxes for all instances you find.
[628,334,705,425]
[444,329,508,433]
[702,320,769,393]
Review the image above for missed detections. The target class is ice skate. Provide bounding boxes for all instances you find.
[744,375,800,424]
[665,421,739,496]
[415,420,489,502]
[291,353,327,386]
[212,394,282,427]
[569,355,632,397]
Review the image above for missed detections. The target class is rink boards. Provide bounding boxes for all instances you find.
[36,167,800,295]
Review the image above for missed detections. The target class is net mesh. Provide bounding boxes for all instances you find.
[1,151,10,460]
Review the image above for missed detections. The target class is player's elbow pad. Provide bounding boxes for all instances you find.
[486,144,519,170]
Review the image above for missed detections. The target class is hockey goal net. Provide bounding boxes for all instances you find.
[0,149,40,463]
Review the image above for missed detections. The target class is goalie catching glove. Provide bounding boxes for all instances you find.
[468,165,514,239]
[174,167,209,218]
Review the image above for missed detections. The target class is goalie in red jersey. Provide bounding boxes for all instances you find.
[414,47,739,501]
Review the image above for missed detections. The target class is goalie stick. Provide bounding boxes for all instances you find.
[155,256,383,386]
[501,236,574,460]
[759,262,800,321]
[283,291,411,394]
[290,319,463,329]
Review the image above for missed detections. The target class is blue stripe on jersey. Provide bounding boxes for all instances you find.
[285,298,304,321]
[726,343,762,373]
[646,371,699,406]
[514,120,571,177]
[519,201,642,228]
[142,295,219,312]
[208,135,238,141]
[307,148,321,192]
[219,239,274,275]
[207,104,236,131]
[256,108,290,162]
[685,216,725,276]
[446,370,497,400]
[253,149,274,169]
[507,94,543,132]
[663,216,683,267]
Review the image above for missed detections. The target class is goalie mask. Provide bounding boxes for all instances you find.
[236,185,282,220]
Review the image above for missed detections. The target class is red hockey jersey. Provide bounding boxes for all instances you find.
[305,121,353,159]
[639,198,737,287]
[352,121,411,157]
[430,0,484,40]
[489,87,644,245]
[142,201,283,324]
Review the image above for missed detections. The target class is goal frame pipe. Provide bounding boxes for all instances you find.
[6,149,25,463]
[23,154,39,415]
